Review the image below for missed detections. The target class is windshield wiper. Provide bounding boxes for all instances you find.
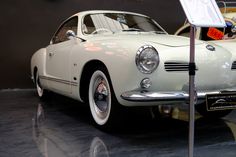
[121,29,166,34]
[150,31,166,34]
[122,28,143,32]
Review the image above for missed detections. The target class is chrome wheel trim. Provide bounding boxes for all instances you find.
[36,73,44,97]
[89,70,111,125]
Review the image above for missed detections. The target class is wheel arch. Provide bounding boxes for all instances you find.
[33,67,38,83]
[79,60,111,103]
[31,48,47,80]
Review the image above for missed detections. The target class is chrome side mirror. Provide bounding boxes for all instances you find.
[231,25,236,33]
[66,30,76,39]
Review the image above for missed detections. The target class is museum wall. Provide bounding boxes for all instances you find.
[0,0,186,89]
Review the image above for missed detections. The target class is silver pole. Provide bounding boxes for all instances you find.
[188,25,196,157]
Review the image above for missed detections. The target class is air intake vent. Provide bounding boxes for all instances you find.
[232,61,236,70]
[164,62,189,72]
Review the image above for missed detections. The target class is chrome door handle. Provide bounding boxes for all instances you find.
[49,52,54,57]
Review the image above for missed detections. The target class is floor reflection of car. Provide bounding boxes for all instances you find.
[32,104,236,157]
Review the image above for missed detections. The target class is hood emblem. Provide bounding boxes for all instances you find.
[206,45,215,51]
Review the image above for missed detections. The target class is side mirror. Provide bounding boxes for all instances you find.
[231,25,236,33]
[66,30,76,39]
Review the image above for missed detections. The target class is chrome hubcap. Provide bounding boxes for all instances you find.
[93,77,109,119]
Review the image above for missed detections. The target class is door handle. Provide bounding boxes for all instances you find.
[49,52,54,57]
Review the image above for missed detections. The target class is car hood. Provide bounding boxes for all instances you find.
[86,33,204,47]
[143,34,203,47]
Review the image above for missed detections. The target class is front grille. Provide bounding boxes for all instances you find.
[232,61,236,70]
[164,62,189,72]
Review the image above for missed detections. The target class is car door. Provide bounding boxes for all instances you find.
[46,16,78,94]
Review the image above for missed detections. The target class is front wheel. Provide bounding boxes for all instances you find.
[196,102,232,119]
[88,69,121,130]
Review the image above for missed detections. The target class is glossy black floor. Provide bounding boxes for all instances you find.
[1,90,236,157]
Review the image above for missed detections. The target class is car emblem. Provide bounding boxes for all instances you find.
[206,45,215,51]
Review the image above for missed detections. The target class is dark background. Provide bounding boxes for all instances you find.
[0,0,187,89]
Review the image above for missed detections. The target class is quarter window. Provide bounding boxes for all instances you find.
[177,26,190,37]
[52,17,78,44]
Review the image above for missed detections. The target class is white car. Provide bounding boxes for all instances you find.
[31,10,236,129]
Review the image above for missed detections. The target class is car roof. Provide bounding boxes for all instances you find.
[70,10,149,18]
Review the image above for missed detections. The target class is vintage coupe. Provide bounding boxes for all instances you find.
[31,10,236,129]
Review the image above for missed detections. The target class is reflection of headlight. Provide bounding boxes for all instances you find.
[135,45,159,74]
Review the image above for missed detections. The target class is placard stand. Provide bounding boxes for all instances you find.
[188,25,196,157]
[179,0,226,157]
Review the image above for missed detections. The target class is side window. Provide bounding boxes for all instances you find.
[82,15,96,34]
[52,17,78,44]
[177,26,190,37]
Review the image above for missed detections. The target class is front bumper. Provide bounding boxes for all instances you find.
[121,89,236,102]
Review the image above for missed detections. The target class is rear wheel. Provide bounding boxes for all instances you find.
[88,68,121,130]
[35,71,49,99]
[196,102,232,118]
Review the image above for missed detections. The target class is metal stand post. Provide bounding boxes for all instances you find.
[188,25,196,157]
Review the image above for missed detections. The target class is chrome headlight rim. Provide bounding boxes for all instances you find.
[135,45,159,74]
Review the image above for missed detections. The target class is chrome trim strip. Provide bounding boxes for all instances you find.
[121,90,236,102]
[39,76,78,86]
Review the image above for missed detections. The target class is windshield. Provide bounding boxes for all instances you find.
[82,13,166,35]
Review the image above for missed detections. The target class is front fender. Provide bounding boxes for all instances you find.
[31,48,47,87]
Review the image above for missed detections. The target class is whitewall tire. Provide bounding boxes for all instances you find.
[89,70,112,126]
[36,72,44,97]
[35,71,49,99]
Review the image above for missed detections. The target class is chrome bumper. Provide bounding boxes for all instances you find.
[121,90,235,102]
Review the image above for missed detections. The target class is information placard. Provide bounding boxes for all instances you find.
[206,93,236,111]
[179,0,226,27]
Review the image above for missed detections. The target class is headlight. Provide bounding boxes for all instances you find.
[135,45,159,74]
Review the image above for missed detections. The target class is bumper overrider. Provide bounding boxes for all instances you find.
[121,89,236,103]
